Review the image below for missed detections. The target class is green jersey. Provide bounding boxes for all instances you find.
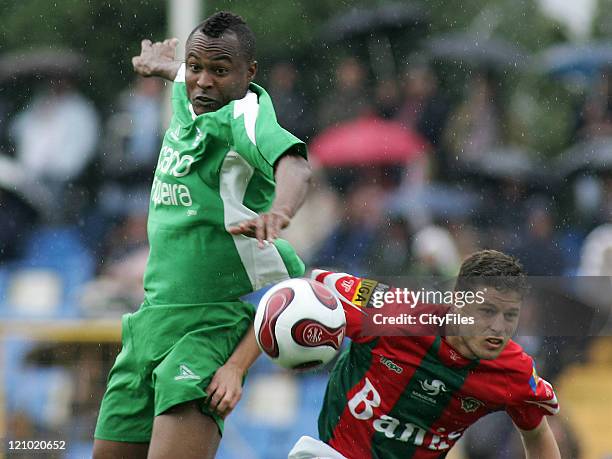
[143,64,306,306]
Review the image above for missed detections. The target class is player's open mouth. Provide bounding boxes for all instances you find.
[193,96,218,108]
[485,337,503,349]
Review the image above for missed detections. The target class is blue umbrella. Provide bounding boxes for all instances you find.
[536,41,612,80]
[556,137,612,178]
[388,183,482,221]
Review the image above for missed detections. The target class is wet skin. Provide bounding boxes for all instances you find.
[446,287,522,360]
[185,30,257,115]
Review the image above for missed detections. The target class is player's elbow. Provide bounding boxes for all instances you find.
[297,157,312,185]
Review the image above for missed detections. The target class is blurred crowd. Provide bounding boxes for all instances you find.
[1,39,612,458]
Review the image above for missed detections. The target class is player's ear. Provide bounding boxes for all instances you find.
[247,61,257,82]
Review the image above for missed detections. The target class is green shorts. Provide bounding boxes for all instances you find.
[94,301,255,443]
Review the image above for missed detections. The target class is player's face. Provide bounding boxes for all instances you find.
[455,288,522,360]
[185,31,256,115]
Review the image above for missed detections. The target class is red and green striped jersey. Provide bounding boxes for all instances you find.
[314,271,559,459]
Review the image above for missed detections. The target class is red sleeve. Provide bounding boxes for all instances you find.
[311,270,384,343]
[506,357,559,431]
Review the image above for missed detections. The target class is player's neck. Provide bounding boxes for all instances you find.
[445,335,478,360]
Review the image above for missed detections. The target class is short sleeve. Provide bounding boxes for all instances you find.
[506,359,559,431]
[256,126,307,169]
[232,85,307,179]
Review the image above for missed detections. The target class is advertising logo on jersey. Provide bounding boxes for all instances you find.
[379,356,403,374]
[411,378,448,406]
[338,277,390,309]
[420,379,448,396]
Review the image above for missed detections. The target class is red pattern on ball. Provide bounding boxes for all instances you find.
[307,279,338,310]
[258,287,294,357]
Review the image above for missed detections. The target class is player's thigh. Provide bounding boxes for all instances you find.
[147,401,220,459]
[151,301,255,433]
[95,313,155,443]
[92,439,149,459]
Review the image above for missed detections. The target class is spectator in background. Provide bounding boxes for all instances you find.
[79,209,148,317]
[310,183,385,274]
[268,61,312,140]
[91,76,164,251]
[374,79,400,119]
[479,177,526,251]
[370,216,412,275]
[0,189,38,262]
[444,71,502,162]
[573,67,612,141]
[395,62,449,149]
[317,57,371,130]
[8,77,100,209]
[512,197,565,275]
[120,76,164,177]
[409,224,461,277]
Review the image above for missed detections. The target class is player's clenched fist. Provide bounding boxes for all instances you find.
[132,38,181,80]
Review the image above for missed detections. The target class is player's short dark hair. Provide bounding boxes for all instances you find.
[455,249,527,296]
[188,11,256,62]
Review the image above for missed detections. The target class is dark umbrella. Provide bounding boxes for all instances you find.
[0,49,84,81]
[457,147,552,185]
[320,3,427,80]
[556,137,612,178]
[309,116,428,167]
[536,41,612,79]
[425,32,528,69]
[321,2,426,43]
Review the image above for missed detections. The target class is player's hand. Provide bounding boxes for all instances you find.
[132,38,180,79]
[228,209,291,248]
[205,362,244,418]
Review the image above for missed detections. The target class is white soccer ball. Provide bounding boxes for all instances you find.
[254,278,346,370]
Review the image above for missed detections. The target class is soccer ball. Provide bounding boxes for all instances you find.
[254,278,346,370]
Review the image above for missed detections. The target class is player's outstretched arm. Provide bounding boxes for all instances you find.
[229,149,312,247]
[132,38,182,80]
[518,418,561,459]
[205,327,261,418]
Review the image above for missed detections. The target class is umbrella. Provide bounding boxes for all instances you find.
[457,147,551,183]
[0,156,54,219]
[0,49,84,81]
[321,2,426,43]
[388,183,482,221]
[309,116,428,167]
[320,3,427,80]
[556,137,612,178]
[425,33,528,69]
[535,41,612,80]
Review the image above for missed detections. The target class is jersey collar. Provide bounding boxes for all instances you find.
[439,337,479,368]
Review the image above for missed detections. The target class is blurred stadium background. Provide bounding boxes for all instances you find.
[1,0,612,457]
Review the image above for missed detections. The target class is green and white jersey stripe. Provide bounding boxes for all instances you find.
[143,64,306,306]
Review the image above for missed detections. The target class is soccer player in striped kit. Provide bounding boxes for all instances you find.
[290,250,560,459]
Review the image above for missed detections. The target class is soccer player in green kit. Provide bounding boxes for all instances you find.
[93,12,311,459]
